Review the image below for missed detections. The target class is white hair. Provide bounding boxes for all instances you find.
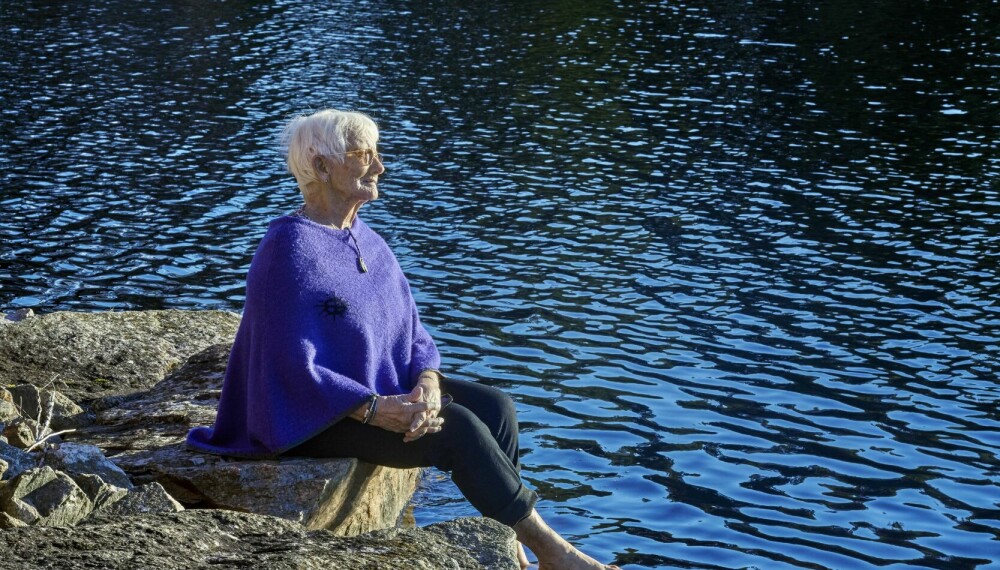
[280,109,379,195]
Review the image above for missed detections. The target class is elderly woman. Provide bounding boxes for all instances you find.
[187,109,619,570]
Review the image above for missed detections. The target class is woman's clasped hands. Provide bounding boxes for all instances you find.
[367,372,445,442]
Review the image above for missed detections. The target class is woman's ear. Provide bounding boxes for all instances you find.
[313,156,328,180]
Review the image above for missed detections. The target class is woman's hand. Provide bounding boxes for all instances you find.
[416,371,442,416]
[366,389,434,434]
[403,371,445,442]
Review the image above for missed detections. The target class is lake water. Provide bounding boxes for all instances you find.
[2,1,998,568]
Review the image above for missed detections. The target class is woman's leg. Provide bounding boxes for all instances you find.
[437,379,534,568]
[514,510,621,570]
[289,402,537,527]
[289,385,618,569]
[437,380,620,569]
[439,378,522,470]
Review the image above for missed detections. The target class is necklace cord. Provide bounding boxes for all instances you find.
[292,207,368,273]
[346,226,368,273]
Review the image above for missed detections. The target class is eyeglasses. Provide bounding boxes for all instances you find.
[331,148,383,166]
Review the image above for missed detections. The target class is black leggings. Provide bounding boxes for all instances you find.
[287,378,538,527]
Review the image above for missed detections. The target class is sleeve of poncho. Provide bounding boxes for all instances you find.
[406,286,442,389]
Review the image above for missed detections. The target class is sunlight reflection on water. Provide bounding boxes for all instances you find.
[2,0,998,568]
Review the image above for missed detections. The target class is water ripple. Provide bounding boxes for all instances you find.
[2,0,998,568]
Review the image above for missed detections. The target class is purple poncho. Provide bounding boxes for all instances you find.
[186,215,441,458]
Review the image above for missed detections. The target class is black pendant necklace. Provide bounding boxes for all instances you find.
[345,226,368,273]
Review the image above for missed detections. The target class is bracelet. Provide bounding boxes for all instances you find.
[362,395,379,425]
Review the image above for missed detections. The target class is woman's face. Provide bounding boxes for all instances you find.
[321,143,385,205]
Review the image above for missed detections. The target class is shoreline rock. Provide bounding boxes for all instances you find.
[0,510,518,570]
[0,309,515,567]
[0,309,241,402]
[75,341,419,534]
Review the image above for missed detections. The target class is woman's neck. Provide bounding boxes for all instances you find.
[300,200,362,230]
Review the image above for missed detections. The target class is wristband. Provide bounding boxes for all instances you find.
[362,395,379,425]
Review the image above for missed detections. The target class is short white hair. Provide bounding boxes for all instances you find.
[280,109,379,194]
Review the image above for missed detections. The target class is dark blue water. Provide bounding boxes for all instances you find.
[2,1,998,567]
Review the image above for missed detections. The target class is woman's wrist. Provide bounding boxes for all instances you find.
[350,394,378,422]
[418,369,443,385]
[362,395,380,424]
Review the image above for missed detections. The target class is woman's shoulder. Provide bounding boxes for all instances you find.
[352,216,392,248]
[260,214,329,248]
[265,213,308,238]
[246,217,318,296]
[249,216,318,270]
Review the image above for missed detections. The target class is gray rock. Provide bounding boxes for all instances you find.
[0,466,93,527]
[0,402,17,424]
[70,473,129,511]
[0,509,515,569]
[0,441,37,481]
[47,442,132,489]
[1,421,36,449]
[0,512,29,528]
[6,384,89,431]
[76,343,419,536]
[4,308,34,322]
[0,390,19,423]
[0,310,241,402]
[425,516,520,570]
[92,481,182,517]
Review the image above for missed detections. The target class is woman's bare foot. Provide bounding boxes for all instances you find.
[538,547,621,570]
[539,549,621,570]
[517,541,533,569]
[513,509,620,570]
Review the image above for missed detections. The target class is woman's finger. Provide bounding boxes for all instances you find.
[403,426,427,442]
[410,411,428,432]
[401,401,431,415]
[403,418,445,442]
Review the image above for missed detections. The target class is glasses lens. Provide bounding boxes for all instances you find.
[343,149,380,166]
[352,149,375,165]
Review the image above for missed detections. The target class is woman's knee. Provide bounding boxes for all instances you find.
[438,404,494,446]
[455,382,517,425]
[491,388,518,427]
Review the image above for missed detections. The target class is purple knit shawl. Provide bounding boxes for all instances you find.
[186,215,441,458]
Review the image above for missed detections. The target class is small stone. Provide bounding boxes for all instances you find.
[4,308,34,322]
[7,384,88,431]
[47,443,132,489]
[0,511,28,528]
[2,421,37,449]
[0,442,37,481]
[0,399,19,423]
[93,482,182,517]
[72,473,129,511]
[0,466,94,526]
